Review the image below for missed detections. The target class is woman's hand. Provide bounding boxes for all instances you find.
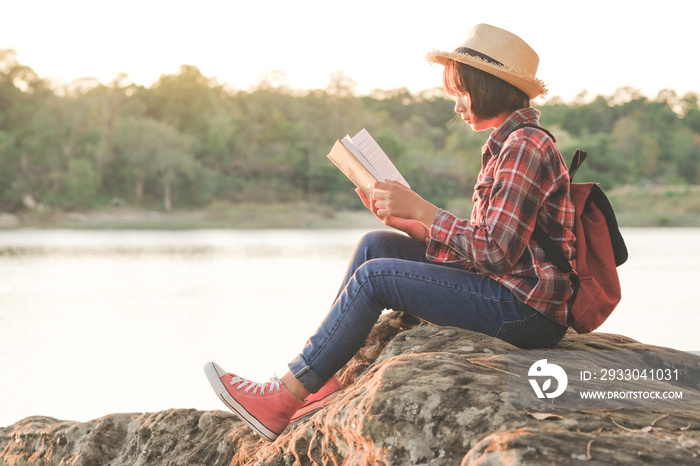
[370,181,438,223]
[355,181,438,242]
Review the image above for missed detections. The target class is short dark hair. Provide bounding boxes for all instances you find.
[443,60,530,120]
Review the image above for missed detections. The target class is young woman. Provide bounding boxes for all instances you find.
[204,23,576,442]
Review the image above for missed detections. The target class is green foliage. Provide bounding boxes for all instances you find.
[1,48,700,214]
[108,116,198,210]
[62,159,101,209]
[539,89,700,188]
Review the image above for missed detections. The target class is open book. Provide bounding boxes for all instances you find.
[326,128,409,197]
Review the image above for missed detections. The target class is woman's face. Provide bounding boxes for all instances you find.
[453,93,506,132]
[453,94,473,126]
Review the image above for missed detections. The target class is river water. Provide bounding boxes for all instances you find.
[0,227,697,427]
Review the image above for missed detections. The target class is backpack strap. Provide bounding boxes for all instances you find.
[513,123,586,181]
[569,149,587,181]
[513,123,556,142]
[532,223,579,281]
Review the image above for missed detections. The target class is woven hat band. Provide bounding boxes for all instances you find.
[454,47,503,67]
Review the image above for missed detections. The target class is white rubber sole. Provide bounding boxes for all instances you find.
[203,361,278,441]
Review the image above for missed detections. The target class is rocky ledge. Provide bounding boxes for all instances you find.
[2,312,700,465]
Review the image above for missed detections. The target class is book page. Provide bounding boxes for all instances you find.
[351,129,410,188]
[340,135,383,182]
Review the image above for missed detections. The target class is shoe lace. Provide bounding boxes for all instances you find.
[229,375,282,395]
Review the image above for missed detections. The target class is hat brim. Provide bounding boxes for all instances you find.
[426,49,548,99]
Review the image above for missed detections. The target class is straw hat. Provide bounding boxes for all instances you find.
[426,24,548,99]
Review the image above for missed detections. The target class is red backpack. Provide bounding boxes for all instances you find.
[517,124,629,333]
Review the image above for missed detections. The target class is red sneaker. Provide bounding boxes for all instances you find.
[290,376,343,422]
[204,361,304,441]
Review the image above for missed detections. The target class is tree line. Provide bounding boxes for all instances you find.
[1,48,699,212]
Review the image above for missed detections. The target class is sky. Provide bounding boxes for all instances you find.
[2,0,699,103]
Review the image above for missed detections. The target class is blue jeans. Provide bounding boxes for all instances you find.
[288,230,567,393]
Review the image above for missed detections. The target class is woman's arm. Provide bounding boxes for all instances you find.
[356,181,438,242]
[426,136,552,274]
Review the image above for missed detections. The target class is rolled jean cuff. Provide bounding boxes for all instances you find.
[288,354,325,394]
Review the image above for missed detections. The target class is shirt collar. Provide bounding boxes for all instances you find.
[485,107,541,158]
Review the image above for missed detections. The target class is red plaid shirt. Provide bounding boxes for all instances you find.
[426,108,576,327]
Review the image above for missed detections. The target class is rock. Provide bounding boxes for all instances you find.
[2,312,700,465]
[21,194,46,212]
[0,410,243,466]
